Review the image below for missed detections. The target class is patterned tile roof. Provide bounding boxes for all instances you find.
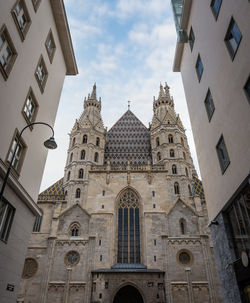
[38,178,64,200]
[192,176,205,198]
[104,110,151,166]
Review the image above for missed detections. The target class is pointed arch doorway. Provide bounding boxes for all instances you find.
[113,285,144,303]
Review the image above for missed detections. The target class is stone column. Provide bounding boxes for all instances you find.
[185,267,194,303]
[63,267,72,303]
[162,236,172,303]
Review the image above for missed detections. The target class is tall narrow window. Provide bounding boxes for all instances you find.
[183,152,186,160]
[180,219,186,235]
[188,184,192,196]
[81,149,85,160]
[170,149,175,158]
[185,167,189,177]
[168,134,174,143]
[22,88,38,124]
[117,189,140,264]
[204,89,215,121]
[7,131,26,173]
[70,222,80,237]
[174,182,180,195]
[157,152,161,161]
[216,135,230,173]
[172,165,177,174]
[45,30,56,63]
[67,171,70,181]
[225,18,242,60]
[189,27,195,51]
[96,137,100,146]
[69,153,73,162]
[0,25,17,80]
[181,137,184,146]
[78,169,84,179]
[35,56,48,93]
[156,137,160,146]
[210,0,222,20]
[83,135,87,144]
[11,0,31,41]
[0,198,15,242]
[75,188,81,198]
[195,54,204,82]
[152,191,155,197]
[72,137,75,147]
[94,152,99,163]
[33,215,42,232]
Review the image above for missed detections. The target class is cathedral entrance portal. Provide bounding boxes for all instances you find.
[113,285,144,303]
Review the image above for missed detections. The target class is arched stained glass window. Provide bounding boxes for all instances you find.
[117,189,140,264]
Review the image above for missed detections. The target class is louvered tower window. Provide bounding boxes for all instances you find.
[117,189,140,264]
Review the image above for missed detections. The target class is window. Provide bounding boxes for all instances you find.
[31,0,41,12]
[154,239,156,246]
[45,30,56,63]
[35,56,48,93]
[83,135,87,144]
[102,190,105,196]
[94,152,99,163]
[0,198,15,242]
[244,75,250,104]
[174,182,180,195]
[96,137,100,146]
[170,149,175,158]
[225,18,242,60]
[172,165,177,174]
[65,251,80,266]
[101,204,104,209]
[154,256,156,262]
[0,25,17,80]
[69,153,73,162]
[11,0,31,41]
[152,191,155,197]
[99,239,102,246]
[153,203,156,208]
[188,184,192,196]
[75,188,81,198]
[196,54,204,82]
[100,255,102,261]
[185,167,189,177]
[67,171,70,181]
[216,135,230,173]
[177,250,193,265]
[22,88,38,125]
[180,219,186,234]
[168,134,174,143]
[80,149,85,160]
[33,215,42,232]
[156,137,160,146]
[7,130,26,173]
[157,152,161,161]
[181,137,184,146]
[72,137,75,147]
[189,27,195,51]
[71,226,78,237]
[117,189,140,264]
[210,0,222,20]
[78,169,83,179]
[70,222,80,237]
[183,152,186,160]
[204,89,215,121]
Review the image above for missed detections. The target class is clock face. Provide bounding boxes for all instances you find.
[65,251,80,265]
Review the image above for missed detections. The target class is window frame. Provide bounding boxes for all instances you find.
[11,0,31,41]
[0,197,15,243]
[35,55,48,93]
[204,88,215,121]
[6,129,27,175]
[224,17,242,61]
[31,0,41,12]
[45,29,56,63]
[243,75,250,105]
[0,24,18,80]
[33,215,42,232]
[188,26,195,51]
[210,0,222,20]
[195,54,204,82]
[22,87,39,127]
[216,135,230,174]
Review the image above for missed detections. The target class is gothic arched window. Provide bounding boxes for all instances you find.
[75,188,81,198]
[70,222,80,237]
[81,150,85,160]
[70,153,73,162]
[174,182,180,194]
[185,167,189,177]
[183,152,186,160]
[67,171,70,181]
[79,169,84,179]
[172,164,177,174]
[168,134,174,143]
[83,134,88,144]
[170,149,175,157]
[180,218,186,235]
[72,137,75,147]
[94,152,99,163]
[117,189,140,264]
[156,137,160,146]
[181,137,184,146]
[96,137,100,146]
[157,152,161,161]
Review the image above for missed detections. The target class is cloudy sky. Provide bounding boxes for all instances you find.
[40,0,200,191]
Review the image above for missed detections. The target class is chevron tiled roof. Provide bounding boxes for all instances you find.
[192,176,205,198]
[38,178,64,200]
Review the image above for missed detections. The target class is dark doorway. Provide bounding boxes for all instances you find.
[113,285,144,303]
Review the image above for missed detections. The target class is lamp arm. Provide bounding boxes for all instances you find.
[0,122,54,201]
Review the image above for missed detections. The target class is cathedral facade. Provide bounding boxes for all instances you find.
[17,84,222,303]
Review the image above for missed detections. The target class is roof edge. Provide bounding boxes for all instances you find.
[50,0,78,75]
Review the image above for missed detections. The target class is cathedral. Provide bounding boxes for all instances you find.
[17,84,222,303]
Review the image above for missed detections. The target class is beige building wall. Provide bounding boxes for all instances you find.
[0,1,77,302]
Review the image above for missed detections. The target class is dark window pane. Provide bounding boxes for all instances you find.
[204,89,215,121]
[225,18,242,60]
[210,0,222,19]
[216,135,230,173]
[195,55,203,82]
[244,75,250,105]
[189,27,195,51]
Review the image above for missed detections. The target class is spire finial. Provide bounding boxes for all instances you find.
[128,100,131,110]
[90,82,97,99]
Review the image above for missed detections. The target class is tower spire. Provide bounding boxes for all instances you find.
[90,82,97,100]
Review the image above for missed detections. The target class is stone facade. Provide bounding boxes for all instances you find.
[17,84,222,303]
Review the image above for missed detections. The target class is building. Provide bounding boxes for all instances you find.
[171,0,250,302]
[0,0,77,302]
[17,84,222,303]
